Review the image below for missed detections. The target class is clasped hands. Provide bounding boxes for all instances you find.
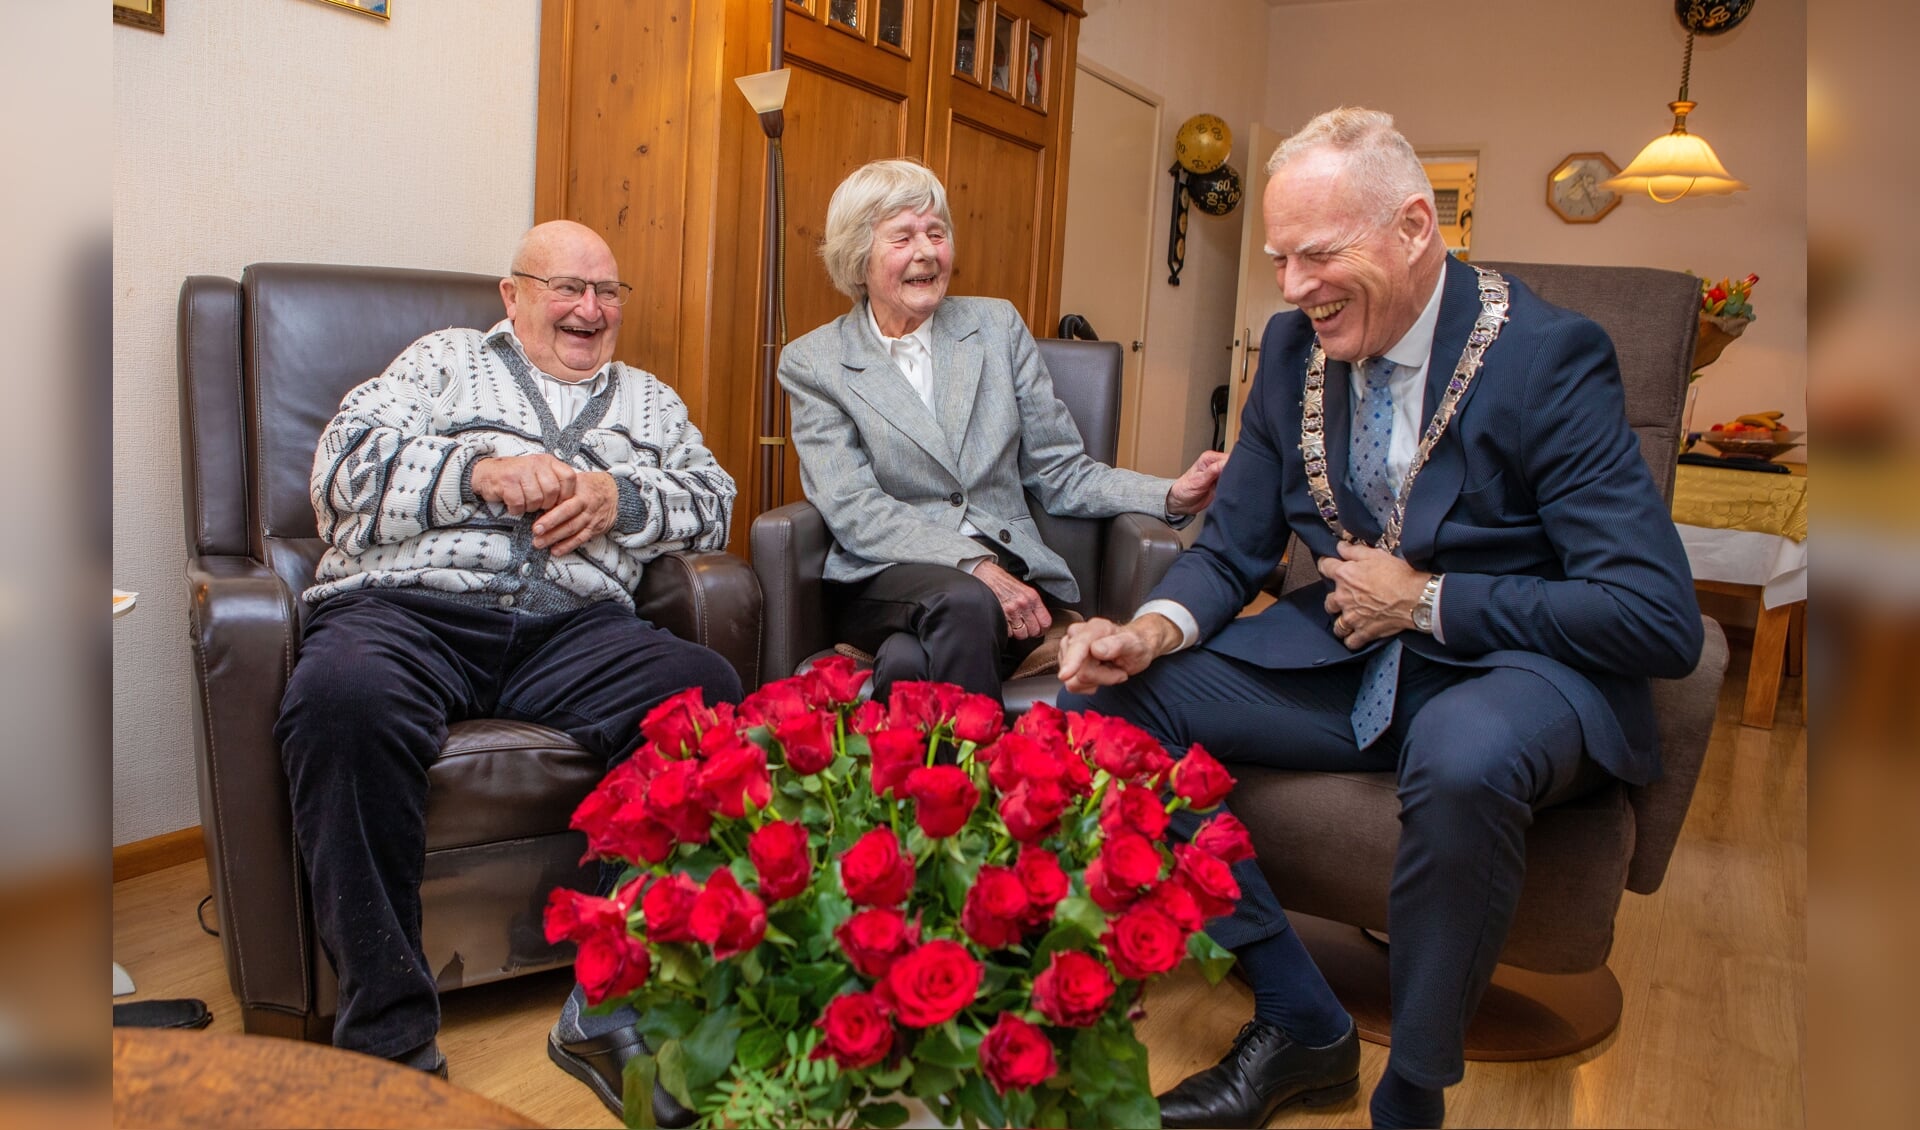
[1319,541,1430,649]
[469,453,618,557]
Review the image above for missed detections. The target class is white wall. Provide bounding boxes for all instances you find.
[1077,0,1275,476]
[1264,0,1808,437]
[112,0,541,845]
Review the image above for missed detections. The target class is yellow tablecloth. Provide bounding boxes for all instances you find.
[1671,463,1808,543]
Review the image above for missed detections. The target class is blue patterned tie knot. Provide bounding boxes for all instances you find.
[1348,356,1402,750]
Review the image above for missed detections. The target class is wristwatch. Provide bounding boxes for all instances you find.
[1411,573,1443,634]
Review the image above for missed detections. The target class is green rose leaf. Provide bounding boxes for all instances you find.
[680,1005,741,1091]
[736,1026,784,1071]
[623,1052,659,1129]
[1185,931,1237,985]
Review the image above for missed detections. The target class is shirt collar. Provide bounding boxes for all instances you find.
[1380,266,1448,371]
[864,302,935,356]
[485,319,613,393]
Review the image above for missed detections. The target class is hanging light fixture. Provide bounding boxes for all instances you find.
[1602,1,1755,203]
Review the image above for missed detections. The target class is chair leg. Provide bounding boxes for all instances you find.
[1292,913,1624,1062]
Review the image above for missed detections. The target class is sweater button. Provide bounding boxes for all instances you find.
[519,563,532,576]
[998,529,1011,544]
[949,492,963,507]
[500,595,516,608]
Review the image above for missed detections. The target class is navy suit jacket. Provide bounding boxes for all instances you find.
[1152,256,1703,785]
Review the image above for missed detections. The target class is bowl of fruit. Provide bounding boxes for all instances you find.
[1701,411,1803,460]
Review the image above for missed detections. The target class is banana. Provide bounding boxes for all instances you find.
[1735,411,1785,427]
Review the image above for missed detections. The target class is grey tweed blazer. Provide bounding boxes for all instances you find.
[778,296,1172,603]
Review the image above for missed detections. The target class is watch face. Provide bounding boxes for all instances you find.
[1547,152,1622,223]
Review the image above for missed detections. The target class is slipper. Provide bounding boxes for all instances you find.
[547,1025,695,1127]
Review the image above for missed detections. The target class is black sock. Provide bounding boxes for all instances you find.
[1236,928,1350,1047]
[1370,1064,1444,1128]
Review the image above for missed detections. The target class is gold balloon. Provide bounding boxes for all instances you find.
[1175,114,1233,175]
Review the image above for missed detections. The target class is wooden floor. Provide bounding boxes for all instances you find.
[111,639,1805,1129]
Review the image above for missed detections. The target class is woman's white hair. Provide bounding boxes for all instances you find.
[1266,107,1434,227]
[819,158,954,300]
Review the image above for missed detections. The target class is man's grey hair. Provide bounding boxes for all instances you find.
[820,159,955,300]
[1266,107,1434,227]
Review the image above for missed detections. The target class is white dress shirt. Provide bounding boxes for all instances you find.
[1138,270,1451,649]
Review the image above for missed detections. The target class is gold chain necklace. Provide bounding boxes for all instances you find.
[1300,266,1510,553]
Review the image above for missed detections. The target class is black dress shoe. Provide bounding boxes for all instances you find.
[548,1025,696,1128]
[1156,1020,1359,1129]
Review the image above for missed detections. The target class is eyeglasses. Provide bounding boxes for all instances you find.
[511,272,634,306]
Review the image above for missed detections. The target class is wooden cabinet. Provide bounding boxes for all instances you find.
[535,0,1085,533]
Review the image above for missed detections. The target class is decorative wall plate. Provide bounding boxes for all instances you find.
[1546,152,1622,223]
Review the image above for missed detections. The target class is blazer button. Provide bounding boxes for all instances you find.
[949,492,963,507]
[999,529,1012,543]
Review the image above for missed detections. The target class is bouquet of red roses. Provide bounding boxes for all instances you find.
[544,657,1245,1128]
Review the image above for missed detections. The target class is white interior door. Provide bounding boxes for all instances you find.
[1224,123,1287,451]
[1058,62,1160,469]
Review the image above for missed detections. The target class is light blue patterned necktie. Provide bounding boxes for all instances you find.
[1348,359,1402,750]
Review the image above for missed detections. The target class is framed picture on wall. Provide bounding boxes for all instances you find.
[112,0,164,33]
[310,0,391,19]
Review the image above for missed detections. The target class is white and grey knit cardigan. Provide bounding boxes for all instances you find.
[305,324,735,614]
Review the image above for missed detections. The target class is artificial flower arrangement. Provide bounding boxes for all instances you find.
[543,657,1244,1129]
[1692,271,1760,374]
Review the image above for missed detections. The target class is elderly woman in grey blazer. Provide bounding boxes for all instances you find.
[779,158,1224,701]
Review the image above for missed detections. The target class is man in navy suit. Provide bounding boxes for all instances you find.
[1059,108,1701,1129]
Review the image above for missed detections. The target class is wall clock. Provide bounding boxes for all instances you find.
[1546,152,1622,223]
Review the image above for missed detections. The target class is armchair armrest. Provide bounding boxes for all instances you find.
[183,554,315,1020]
[1097,512,1185,618]
[1626,615,1729,894]
[635,550,763,690]
[749,502,835,682]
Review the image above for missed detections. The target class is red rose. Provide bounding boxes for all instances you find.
[951,693,1005,746]
[1015,846,1069,926]
[690,868,768,959]
[979,1012,1056,1094]
[696,732,771,819]
[811,991,895,1070]
[1070,713,1170,782]
[866,728,925,797]
[848,699,886,735]
[1099,782,1170,840]
[640,688,713,757]
[960,865,1030,949]
[774,710,837,776]
[1174,843,1242,919]
[573,930,652,1006]
[803,655,872,709]
[887,681,963,732]
[1014,700,1069,742]
[1087,830,1163,912]
[642,759,713,845]
[904,764,979,838]
[640,872,702,944]
[542,882,632,947]
[1031,950,1117,1027]
[1171,744,1235,810]
[571,761,675,865]
[881,940,982,1028]
[1103,904,1186,981]
[1193,811,1256,863]
[738,679,811,730]
[999,777,1069,843]
[1143,879,1205,933]
[748,820,813,901]
[840,827,916,907]
[834,907,918,979]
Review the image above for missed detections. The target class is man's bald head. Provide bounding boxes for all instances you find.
[499,221,625,382]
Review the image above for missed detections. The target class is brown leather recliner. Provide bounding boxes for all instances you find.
[1235,261,1730,1058]
[749,337,1184,712]
[179,263,762,1041]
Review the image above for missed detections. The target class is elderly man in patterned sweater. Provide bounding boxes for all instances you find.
[275,221,739,1120]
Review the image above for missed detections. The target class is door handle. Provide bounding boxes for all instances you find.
[1239,327,1257,384]
[1131,340,1144,352]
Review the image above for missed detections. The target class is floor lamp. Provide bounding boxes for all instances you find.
[737,63,792,515]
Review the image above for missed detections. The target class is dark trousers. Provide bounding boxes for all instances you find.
[1059,646,1605,1088]
[274,589,742,1059]
[826,558,1047,701]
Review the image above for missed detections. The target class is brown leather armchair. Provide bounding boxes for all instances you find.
[179,263,761,1040]
[750,337,1185,713]
[1236,262,1730,1058]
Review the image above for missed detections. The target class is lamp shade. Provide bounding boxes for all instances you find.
[735,69,791,114]
[1601,125,1747,201]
